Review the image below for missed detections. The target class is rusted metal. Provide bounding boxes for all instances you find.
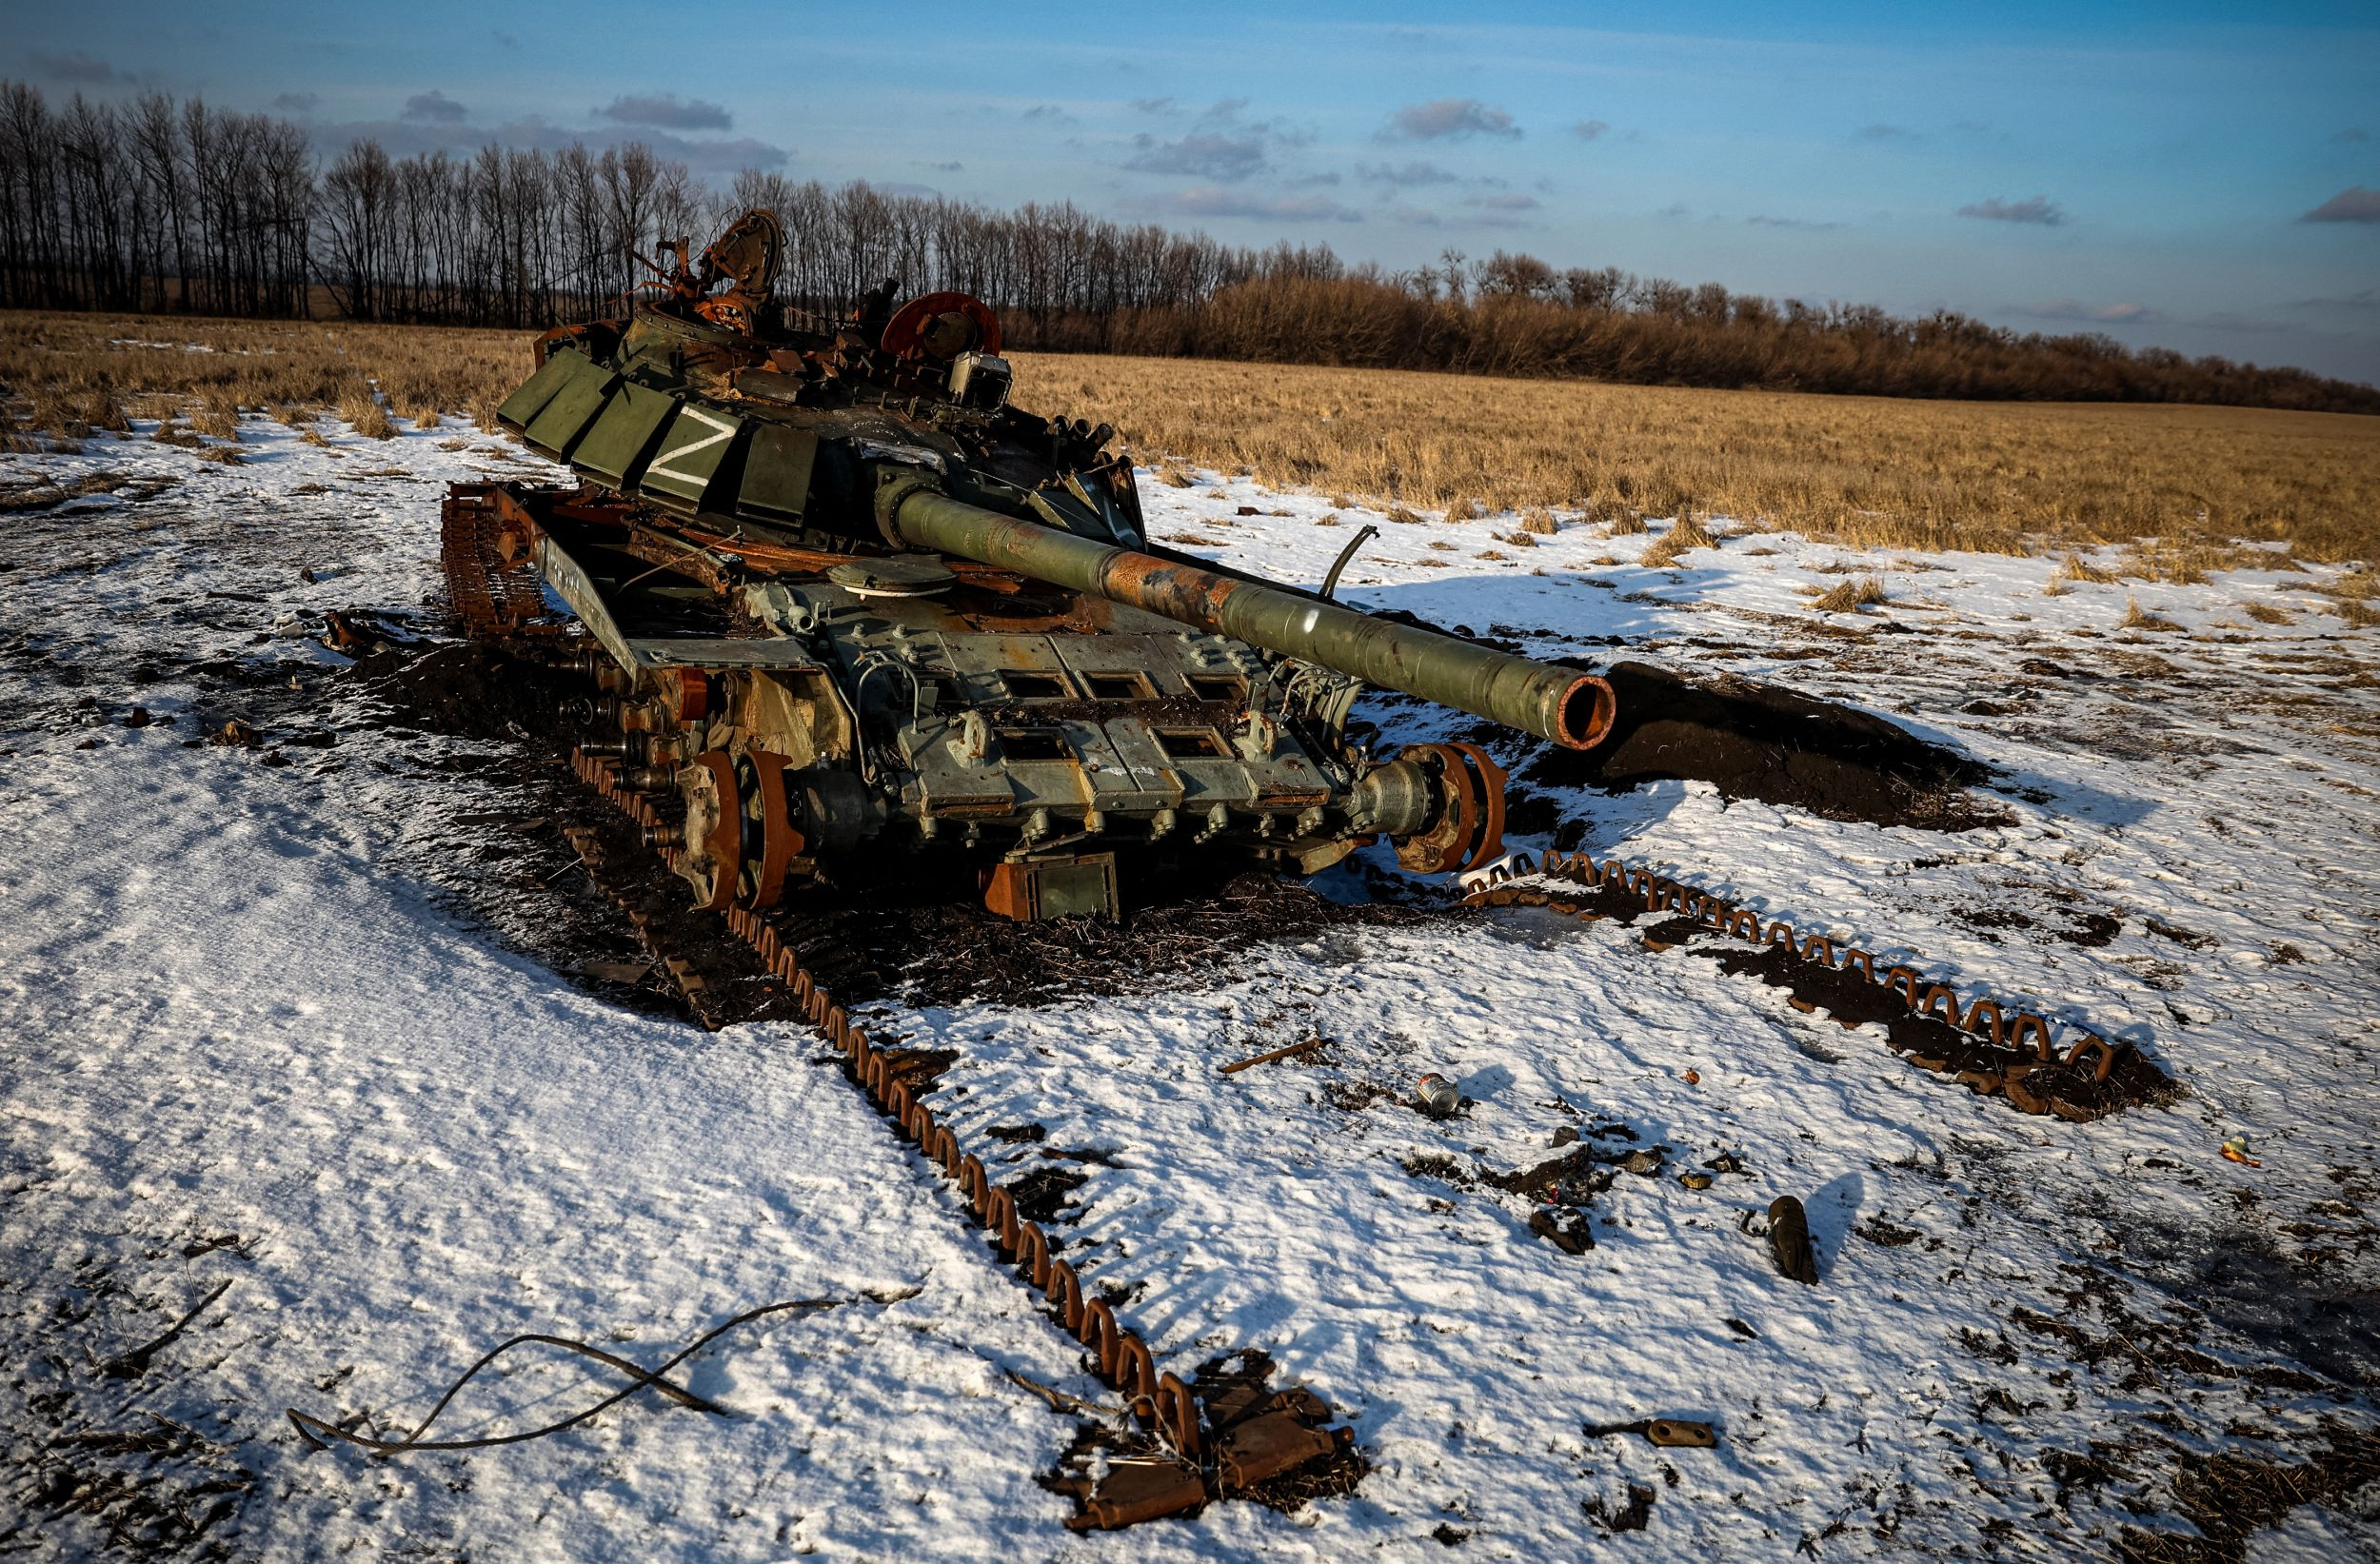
[1444,742,1510,873]
[440,485,565,640]
[880,289,1003,359]
[2065,1034,2125,1082]
[1217,1410,1339,1490]
[1067,1460,1207,1531]
[1155,1372,1202,1457]
[1646,1418,1717,1449]
[1394,742,1510,875]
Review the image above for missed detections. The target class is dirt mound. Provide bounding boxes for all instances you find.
[1523,660,2001,831]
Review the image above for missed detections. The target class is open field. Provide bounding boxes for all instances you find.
[1016,351,2380,564]
[3,309,2375,564]
[0,310,532,441]
[2,401,2377,1558]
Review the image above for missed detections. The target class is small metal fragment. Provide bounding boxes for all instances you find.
[1646,1418,1716,1448]
[1416,1073,1459,1119]
[1586,1416,1720,1448]
[1217,1409,1338,1490]
[1068,1460,1206,1531]
[1768,1196,1819,1285]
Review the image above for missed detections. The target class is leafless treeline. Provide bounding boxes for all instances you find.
[2,81,2370,412]
[0,80,1330,337]
[1129,266,2380,412]
[0,83,311,317]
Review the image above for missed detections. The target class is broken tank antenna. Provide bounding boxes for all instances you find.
[1319,523,1380,601]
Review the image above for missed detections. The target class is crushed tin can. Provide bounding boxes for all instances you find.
[1416,1073,1459,1119]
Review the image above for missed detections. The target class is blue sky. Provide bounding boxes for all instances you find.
[17,1,2380,384]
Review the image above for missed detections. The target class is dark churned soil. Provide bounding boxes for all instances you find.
[1523,660,2003,831]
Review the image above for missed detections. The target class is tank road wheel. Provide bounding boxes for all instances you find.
[1394,742,1511,876]
[1443,742,1509,872]
[735,750,806,910]
[675,753,744,912]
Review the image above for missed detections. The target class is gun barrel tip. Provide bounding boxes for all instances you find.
[1555,674,1617,750]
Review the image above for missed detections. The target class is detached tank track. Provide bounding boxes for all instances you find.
[556,744,1359,1528]
[440,493,2164,1528]
[440,484,567,640]
[1460,852,2172,1121]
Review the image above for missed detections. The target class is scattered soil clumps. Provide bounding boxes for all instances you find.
[1006,1165,1090,1226]
[2120,1423,2378,1562]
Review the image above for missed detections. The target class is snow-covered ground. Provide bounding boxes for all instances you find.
[3,412,2377,1561]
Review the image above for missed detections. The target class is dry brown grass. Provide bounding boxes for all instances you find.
[2244,601,2292,624]
[2121,597,2184,632]
[1640,510,1719,569]
[188,397,241,440]
[0,309,529,442]
[2055,552,2119,584]
[338,387,396,441]
[1810,576,1888,613]
[7,312,2373,564]
[1008,351,2380,562]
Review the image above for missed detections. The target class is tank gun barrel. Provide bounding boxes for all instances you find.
[879,482,1616,750]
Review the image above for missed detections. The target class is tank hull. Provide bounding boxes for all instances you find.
[448,211,1615,918]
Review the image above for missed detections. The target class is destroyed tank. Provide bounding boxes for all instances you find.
[442,209,1616,920]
